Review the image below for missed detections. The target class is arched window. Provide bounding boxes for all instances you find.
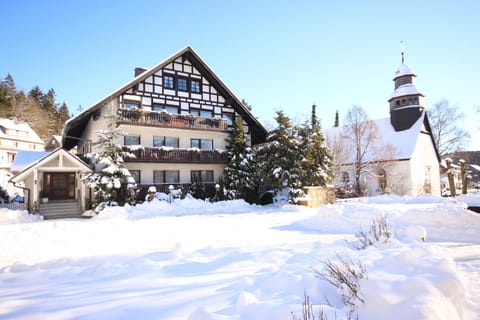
[341,171,350,184]
[378,169,387,193]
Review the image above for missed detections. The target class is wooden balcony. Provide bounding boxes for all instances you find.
[118,108,228,132]
[123,146,228,163]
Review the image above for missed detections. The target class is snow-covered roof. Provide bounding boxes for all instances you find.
[325,112,426,164]
[10,151,51,173]
[394,63,416,78]
[389,83,424,101]
[0,118,44,145]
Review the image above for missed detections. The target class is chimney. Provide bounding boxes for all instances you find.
[135,67,147,77]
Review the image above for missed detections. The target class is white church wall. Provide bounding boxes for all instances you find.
[409,133,441,196]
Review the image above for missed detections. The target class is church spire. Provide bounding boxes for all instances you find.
[400,40,405,64]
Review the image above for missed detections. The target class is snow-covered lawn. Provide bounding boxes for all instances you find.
[0,194,479,319]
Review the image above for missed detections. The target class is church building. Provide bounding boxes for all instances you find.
[327,55,441,197]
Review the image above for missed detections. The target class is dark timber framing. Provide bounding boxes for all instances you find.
[63,47,267,150]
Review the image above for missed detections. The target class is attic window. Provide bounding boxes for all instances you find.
[177,77,188,91]
[191,79,201,93]
[163,75,174,89]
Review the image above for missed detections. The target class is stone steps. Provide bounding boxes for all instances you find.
[38,199,85,220]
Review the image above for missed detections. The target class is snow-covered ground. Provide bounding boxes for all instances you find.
[0,194,479,319]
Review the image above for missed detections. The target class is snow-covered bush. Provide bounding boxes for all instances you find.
[350,216,393,250]
[315,254,367,318]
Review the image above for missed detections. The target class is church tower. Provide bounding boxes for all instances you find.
[388,52,425,131]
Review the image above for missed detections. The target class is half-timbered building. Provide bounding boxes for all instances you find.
[63,46,267,196]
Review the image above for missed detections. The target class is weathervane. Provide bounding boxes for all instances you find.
[400,40,405,63]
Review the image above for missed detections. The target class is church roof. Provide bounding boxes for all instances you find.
[389,83,424,101]
[325,112,437,164]
[394,63,416,79]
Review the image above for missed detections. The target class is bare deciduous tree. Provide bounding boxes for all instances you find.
[343,105,380,195]
[427,99,471,156]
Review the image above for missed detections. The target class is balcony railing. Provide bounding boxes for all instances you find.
[118,108,228,132]
[123,146,228,163]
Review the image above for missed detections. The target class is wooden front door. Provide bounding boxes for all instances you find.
[44,173,76,200]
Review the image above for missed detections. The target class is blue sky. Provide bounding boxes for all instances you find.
[2,0,479,149]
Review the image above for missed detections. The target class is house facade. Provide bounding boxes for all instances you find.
[0,118,45,170]
[63,47,267,196]
[10,148,92,214]
[327,57,441,197]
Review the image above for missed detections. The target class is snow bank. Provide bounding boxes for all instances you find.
[0,208,43,224]
[0,194,479,319]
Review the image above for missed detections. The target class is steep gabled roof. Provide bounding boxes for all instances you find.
[325,112,440,164]
[63,46,267,149]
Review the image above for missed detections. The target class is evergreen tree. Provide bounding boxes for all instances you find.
[256,110,300,199]
[41,88,57,112]
[189,172,205,199]
[28,86,43,103]
[57,102,70,123]
[298,108,334,187]
[223,116,256,200]
[83,108,136,212]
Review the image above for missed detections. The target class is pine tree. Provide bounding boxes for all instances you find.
[57,102,70,123]
[256,110,300,199]
[223,116,256,200]
[298,108,334,187]
[83,108,137,212]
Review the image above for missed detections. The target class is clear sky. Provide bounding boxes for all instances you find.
[2,0,479,149]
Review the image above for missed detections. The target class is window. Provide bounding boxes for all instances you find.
[190,108,213,118]
[125,135,140,145]
[163,74,174,89]
[378,169,387,193]
[153,136,179,148]
[153,170,180,184]
[191,138,213,150]
[341,171,350,184]
[130,170,141,184]
[177,77,188,91]
[191,170,214,183]
[222,113,234,126]
[124,101,140,109]
[191,79,201,93]
[153,104,179,114]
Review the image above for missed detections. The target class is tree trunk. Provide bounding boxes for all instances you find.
[460,160,467,195]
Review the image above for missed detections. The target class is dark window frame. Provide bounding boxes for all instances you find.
[191,170,214,183]
[130,170,141,184]
[191,138,213,150]
[177,77,188,92]
[153,170,180,184]
[153,136,179,148]
[190,79,201,93]
[163,74,175,89]
[124,101,140,109]
[124,135,141,145]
